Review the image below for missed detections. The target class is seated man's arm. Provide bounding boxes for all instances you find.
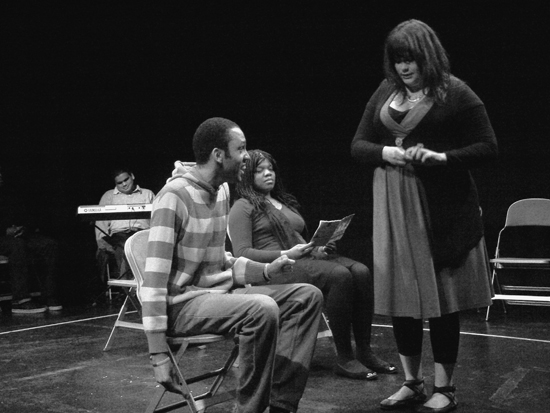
[141,192,179,353]
[227,252,296,286]
[142,191,182,393]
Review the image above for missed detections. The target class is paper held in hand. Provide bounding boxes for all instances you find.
[310,214,355,247]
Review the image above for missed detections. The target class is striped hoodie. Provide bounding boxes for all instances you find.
[141,161,266,353]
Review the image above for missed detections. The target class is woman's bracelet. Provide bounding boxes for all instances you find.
[263,264,271,282]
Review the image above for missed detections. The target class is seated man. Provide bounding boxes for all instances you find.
[0,166,61,314]
[143,117,323,413]
[95,168,154,281]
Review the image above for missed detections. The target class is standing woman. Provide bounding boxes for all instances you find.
[229,149,396,381]
[351,20,497,412]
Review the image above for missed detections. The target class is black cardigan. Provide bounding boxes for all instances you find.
[351,77,498,267]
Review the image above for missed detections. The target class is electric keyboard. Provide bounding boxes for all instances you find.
[77,204,152,221]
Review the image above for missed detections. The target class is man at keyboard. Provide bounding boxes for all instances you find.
[95,167,154,281]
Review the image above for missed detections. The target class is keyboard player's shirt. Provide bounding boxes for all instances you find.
[95,185,155,245]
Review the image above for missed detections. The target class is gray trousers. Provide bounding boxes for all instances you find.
[168,283,323,413]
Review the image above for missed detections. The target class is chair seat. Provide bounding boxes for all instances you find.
[491,257,550,268]
[168,334,226,346]
[493,294,550,303]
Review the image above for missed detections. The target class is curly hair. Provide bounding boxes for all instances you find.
[192,117,240,165]
[235,150,300,213]
[383,19,451,104]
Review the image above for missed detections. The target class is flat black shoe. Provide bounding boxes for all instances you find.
[415,385,457,413]
[362,356,398,374]
[335,361,378,380]
[367,361,398,374]
[380,378,427,410]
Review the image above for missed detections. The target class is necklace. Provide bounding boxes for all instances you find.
[406,93,425,103]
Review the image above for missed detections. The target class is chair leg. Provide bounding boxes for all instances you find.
[145,341,200,413]
[486,268,508,321]
[103,296,128,351]
[145,340,239,413]
[494,272,507,314]
[317,312,333,339]
[106,261,112,302]
[317,312,337,355]
[103,290,138,351]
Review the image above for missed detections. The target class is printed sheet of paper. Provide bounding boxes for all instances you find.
[310,214,355,246]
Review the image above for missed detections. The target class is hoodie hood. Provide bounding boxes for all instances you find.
[169,161,196,181]
[168,160,218,196]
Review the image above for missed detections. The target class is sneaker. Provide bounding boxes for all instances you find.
[12,298,47,314]
[47,299,63,311]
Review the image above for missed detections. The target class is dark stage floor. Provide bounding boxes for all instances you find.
[1,300,549,413]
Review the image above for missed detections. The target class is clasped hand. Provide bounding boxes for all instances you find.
[382,144,447,166]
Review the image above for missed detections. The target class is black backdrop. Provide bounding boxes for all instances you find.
[1,2,548,302]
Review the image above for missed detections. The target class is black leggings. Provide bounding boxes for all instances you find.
[392,312,460,364]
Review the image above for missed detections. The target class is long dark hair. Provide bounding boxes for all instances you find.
[235,150,300,213]
[383,19,451,104]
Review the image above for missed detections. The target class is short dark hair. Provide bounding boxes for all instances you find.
[192,117,240,165]
[383,19,450,104]
[111,167,133,181]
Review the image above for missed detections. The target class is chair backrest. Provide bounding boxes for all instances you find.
[124,229,151,303]
[505,198,550,227]
[496,199,550,259]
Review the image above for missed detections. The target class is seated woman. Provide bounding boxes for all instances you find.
[229,149,396,380]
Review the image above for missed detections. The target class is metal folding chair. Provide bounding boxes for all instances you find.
[102,276,143,351]
[486,198,550,320]
[125,230,238,413]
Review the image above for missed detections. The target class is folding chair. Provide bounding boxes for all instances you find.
[124,229,239,413]
[486,198,550,320]
[103,276,143,351]
[93,247,135,306]
[101,241,148,351]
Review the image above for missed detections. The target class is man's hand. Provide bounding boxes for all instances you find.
[150,353,182,394]
[266,255,296,277]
